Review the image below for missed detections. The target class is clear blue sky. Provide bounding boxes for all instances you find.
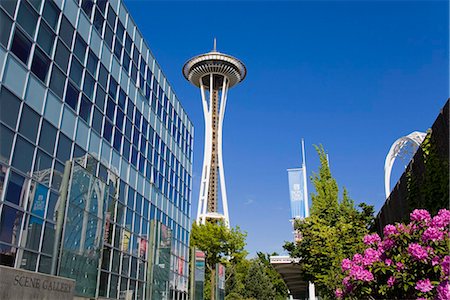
[125,1,449,256]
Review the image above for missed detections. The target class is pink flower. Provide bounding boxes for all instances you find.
[349,265,374,282]
[443,256,450,276]
[353,253,363,265]
[363,248,381,266]
[387,276,395,287]
[341,258,352,271]
[360,270,374,282]
[396,262,404,271]
[385,258,393,266]
[415,279,433,293]
[364,233,381,245]
[335,288,343,299]
[381,238,395,251]
[410,209,431,223]
[416,298,427,300]
[436,281,450,300]
[422,227,444,242]
[384,224,398,236]
[342,276,353,292]
[436,209,450,226]
[432,215,447,229]
[408,243,428,261]
[432,256,441,266]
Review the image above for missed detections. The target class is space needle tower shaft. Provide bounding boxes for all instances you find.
[183,40,246,226]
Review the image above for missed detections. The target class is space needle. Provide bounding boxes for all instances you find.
[183,40,246,227]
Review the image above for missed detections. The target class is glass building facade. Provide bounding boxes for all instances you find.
[0,0,194,299]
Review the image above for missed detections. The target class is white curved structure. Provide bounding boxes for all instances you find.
[384,131,426,198]
[183,42,246,227]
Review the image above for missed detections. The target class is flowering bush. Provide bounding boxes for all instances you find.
[335,209,450,299]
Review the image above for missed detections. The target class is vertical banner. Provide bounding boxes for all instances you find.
[194,250,205,300]
[287,168,306,219]
[30,183,48,225]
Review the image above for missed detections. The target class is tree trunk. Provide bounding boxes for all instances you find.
[210,264,216,300]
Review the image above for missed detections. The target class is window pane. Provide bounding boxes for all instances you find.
[0,10,13,48]
[113,130,122,152]
[17,1,38,38]
[19,250,38,271]
[0,243,17,267]
[54,39,70,73]
[103,25,113,49]
[28,0,42,12]
[0,124,14,164]
[4,172,26,206]
[86,50,98,76]
[49,65,66,100]
[106,8,116,28]
[69,57,83,87]
[117,89,126,110]
[123,52,130,72]
[98,63,108,89]
[0,205,24,245]
[11,29,32,65]
[97,0,107,14]
[0,87,21,129]
[103,119,113,142]
[12,136,35,174]
[59,16,74,49]
[73,144,86,160]
[79,95,92,123]
[93,8,104,33]
[97,271,109,296]
[41,222,55,255]
[33,149,52,185]
[106,97,115,121]
[37,22,55,56]
[42,0,59,30]
[83,72,95,99]
[109,78,117,99]
[116,110,124,131]
[0,0,17,17]
[56,133,72,163]
[46,191,59,221]
[51,161,64,190]
[19,104,40,143]
[65,82,79,111]
[73,34,87,63]
[38,255,52,274]
[31,47,51,82]
[21,215,43,251]
[81,0,94,18]
[116,22,125,44]
[92,107,103,134]
[113,39,122,60]
[38,120,57,155]
[95,86,106,111]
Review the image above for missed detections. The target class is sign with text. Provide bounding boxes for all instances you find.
[287,168,306,219]
[0,265,75,300]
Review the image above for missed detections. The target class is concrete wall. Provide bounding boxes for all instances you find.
[0,265,75,300]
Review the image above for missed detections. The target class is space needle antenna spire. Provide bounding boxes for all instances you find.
[183,44,246,227]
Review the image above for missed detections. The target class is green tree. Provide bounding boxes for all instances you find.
[242,259,276,300]
[255,252,288,300]
[284,145,374,299]
[310,145,339,224]
[224,253,288,300]
[190,221,247,300]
